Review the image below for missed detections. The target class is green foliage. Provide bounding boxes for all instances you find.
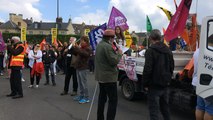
[142,37,150,47]
[2,33,81,44]
[132,37,137,45]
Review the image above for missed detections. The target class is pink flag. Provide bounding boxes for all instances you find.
[0,32,6,52]
[108,6,129,31]
[164,0,192,42]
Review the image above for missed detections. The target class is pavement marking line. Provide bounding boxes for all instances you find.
[86,82,98,120]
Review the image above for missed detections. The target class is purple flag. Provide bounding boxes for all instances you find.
[0,32,6,52]
[108,6,129,31]
[88,23,107,50]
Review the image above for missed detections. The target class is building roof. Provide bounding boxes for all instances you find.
[23,19,33,26]
[27,22,69,30]
[134,32,146,38]
[0,20,19,29]
[72,23,97,35]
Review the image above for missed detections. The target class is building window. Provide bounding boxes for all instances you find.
[29,31,33,34]
[18,22,21,26]
[40,31,44,35]
[35,23,38,29]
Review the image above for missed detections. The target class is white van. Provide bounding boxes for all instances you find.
[197,16,213,98]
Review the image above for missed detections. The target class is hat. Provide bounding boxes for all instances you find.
[11,36,20,41]
[103,29,115,37]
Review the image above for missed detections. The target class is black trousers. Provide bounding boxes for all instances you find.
[10,69,23,95]
[148,88,170,120]
[63,66,78,92]
[97,82,117,120]
[30,68,40,85]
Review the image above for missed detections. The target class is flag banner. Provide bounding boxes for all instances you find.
[0,32,6,52]
[180,39,187,48]
[124,57,138,81]
[21,27,27,42]
[88,23,107,50]
[190,14,198,51]
[84,29,90,36]
[146,15,152,32]
[164,0,192,42]
[40,39,46,51]
[51,28,57,43]
[53,39,58,48]
[108,6,129,31]
[181,28,190,45]
[157,6,173,21]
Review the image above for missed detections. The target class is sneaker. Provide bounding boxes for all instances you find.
[73,96,83,101]
[35,85,39,88]
[22,78,25,82]
[0,73,3,76]
[79,98,90,104]
[28,85,33,88]
[70,91,77,96]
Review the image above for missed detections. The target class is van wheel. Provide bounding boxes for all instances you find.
[121,78,135,100]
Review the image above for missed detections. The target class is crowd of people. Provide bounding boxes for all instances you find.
[1,26,211,120]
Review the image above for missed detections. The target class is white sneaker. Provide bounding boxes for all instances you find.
[22,78,25,82]
[35,85,39,88]
[28,85,33,88]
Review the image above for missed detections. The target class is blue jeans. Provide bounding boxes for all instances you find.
[148,88,170,120]
[76,69,88,98]
[197,96,213,115]
[44,64,55,84]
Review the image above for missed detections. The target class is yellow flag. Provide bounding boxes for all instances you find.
[51,28,57,43]
[84,29,90,36]
[124,30,132,48]
[157,6,173,21]
[21,27,26,42]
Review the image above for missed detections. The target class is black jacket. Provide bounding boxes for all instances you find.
[143,42,174,89]
[42,50,56,64]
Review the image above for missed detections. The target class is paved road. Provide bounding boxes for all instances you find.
[0,69,195,120]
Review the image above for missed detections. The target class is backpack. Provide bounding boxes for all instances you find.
[152,50,172,87]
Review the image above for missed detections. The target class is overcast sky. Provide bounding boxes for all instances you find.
[0,0,213,32]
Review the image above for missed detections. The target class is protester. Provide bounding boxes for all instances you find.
[95,29,122,120]
[62,42,68,74]
[60,37,78,96]
[115,26,125,47]
[0,49,5,76]
[142,29,174,120]
[0,38,6,76]
[72,36,91,104]
[28,44,43,88]
[6,36,25,99]
[42,44,56,86]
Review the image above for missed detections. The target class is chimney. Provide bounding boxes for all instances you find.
[56,17,63,24]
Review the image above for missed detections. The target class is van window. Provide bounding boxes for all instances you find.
[207,21,213,51]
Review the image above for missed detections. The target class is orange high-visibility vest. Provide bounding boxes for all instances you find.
[10,44,25,67]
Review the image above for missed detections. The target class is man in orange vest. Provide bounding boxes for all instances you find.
[6,36,24,99]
